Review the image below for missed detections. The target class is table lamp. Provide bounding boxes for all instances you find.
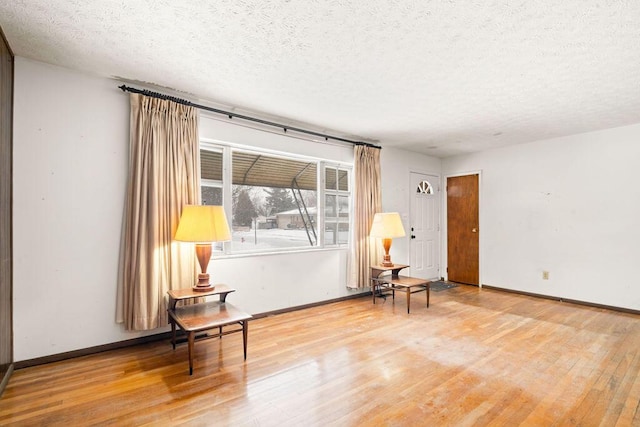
[369,212,406,267]
[174,205,231,291]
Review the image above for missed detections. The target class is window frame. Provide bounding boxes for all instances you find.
[199,140,353,256]
[322,163,352,248]
[199,146,225,252]
[200,146,224,204]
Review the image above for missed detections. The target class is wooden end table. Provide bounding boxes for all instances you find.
[371,264,430,313]
[168,285,252,375]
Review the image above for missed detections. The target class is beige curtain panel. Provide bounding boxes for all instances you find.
[117,94,201,330]
[347,145,382,289]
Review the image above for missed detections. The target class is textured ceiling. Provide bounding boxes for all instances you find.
[1,0,639,157]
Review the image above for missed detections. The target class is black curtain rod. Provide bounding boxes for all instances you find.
[118,85,381,149]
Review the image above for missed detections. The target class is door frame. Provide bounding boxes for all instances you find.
[408,170,441,280]
[443,170,483,288]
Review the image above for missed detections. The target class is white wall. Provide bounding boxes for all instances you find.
[380,148,442,275]
[443,124,640,310]
[12,58,359,361]
[13,58,134,361]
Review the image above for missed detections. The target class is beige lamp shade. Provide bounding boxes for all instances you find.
[369,212,405,267]
[369,212,406,239]
[175,205,231,243]
[175,205,231,291]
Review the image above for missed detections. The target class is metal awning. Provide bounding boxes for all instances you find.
[201,150,317,190]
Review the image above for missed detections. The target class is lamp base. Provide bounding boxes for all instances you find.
[192,284,215,292]
[381,254,394,267]
[381,239,394,267]
[192,273,214,292]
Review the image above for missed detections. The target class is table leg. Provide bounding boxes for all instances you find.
[242,320,248,360]
[219,326,223,339]
[427,283,430,308]
[171,320,176,350]
[188,331,195,375]
[406,288,411,314]
[372,280,376,304]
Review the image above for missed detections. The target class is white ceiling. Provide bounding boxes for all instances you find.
[1,1,639,157]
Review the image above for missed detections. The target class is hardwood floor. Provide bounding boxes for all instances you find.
[1,285,640,426]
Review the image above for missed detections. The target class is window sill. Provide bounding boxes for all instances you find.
[211,245,349,260]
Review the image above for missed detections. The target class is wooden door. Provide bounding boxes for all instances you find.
[447,174,479,285]
[410,172,440,280]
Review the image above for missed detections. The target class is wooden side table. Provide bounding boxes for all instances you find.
[167,285,252,375]
[370,264,409,304]
[168,284,236,308]
[370,264,430,314]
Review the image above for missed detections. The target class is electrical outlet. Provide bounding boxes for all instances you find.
[542,271,549,280]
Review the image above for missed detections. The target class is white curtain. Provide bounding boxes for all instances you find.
[347,145,382,289]
[117,94,201,330]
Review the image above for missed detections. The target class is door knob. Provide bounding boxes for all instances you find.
[411,235,416,239]
[472,228,477,233]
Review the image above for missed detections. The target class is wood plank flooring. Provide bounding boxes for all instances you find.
[1,285,640,426]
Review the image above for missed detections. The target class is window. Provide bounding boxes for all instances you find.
[201,148,223,205]
[200,144,350,254]
[324,166,350,246]
[231,151,317,252]
[416,180,434,195]
[200,148,224,251]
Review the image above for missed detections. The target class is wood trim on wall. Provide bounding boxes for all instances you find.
[482,284,640,316]
[14,333,174,370]
[15,292,370,369]
[14,282,640,370]
[0,25,14,396]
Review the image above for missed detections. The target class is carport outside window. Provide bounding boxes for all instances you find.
[200,145,351,253]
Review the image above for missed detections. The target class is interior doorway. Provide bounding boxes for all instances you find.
[409,172,440,280]
[446,174,479,285]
